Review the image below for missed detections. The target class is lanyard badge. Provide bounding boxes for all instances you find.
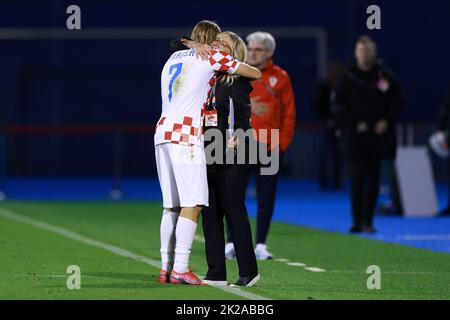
[205,82,218,127]
[205,109,218,127]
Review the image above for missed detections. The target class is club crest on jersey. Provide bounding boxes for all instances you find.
[269,76,278,87]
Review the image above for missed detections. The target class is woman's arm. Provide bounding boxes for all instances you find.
[169,37,189,52]
[181,39,212,61]
[169,37,211,60]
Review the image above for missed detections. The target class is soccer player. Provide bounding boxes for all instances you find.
[155,20,261,285]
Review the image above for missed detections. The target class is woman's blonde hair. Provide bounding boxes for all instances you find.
[219,31,248,85]
[191,20,221,45]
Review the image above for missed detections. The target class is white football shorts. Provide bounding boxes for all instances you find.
[155,143,208,208]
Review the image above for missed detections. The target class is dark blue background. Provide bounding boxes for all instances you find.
[1,0,449,176]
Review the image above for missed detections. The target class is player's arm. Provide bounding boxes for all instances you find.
[234,63,262,80]
[210,50,261,79]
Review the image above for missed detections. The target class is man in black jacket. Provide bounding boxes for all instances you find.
[331,36,404,233]
[436,86,450,215]
[0,106,6,200]
[312,62,346,190]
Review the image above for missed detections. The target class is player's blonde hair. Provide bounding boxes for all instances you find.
[191,20,221,45]
[219,31,248,86]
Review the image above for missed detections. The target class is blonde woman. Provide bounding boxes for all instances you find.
[202,32,259,287]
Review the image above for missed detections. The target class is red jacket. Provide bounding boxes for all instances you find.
[250,59,296,151]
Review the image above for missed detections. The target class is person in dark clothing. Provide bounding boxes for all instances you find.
[0,106,6,200]
[435,86,450,216]
[203,73,259,286]
[331,36,404,233]
[312,62,346,190]
[169,32,259,287]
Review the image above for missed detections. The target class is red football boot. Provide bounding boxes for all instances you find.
[170,269,204,285]
[158,269,171,284]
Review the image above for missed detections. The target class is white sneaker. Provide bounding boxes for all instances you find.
[255,243,273,260]
[225,242,236,260]
[201,278,228,286]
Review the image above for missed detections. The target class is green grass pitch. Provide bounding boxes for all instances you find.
[0,201,449,300]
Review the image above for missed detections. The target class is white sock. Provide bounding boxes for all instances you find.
[160,209,179,272]
[173,217,197,274]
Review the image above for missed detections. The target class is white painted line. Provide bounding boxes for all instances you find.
[395,234,450,241]
[286,262,306,267]
[0,208,270,300]
[304,267,326,272]
[329,270,433,275]
[0,274,106,279]
[194,235,205,243]
[274,258,290,263]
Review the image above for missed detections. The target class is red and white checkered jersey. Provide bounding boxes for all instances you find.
[154,49,241,147]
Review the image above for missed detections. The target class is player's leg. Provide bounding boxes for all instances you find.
[169,205,204,285]
[155,144,181,283]
[169,144,208,285]
[173,205,202,271]
[159,206,180,283]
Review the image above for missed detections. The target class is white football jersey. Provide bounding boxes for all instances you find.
[154,49,241,147]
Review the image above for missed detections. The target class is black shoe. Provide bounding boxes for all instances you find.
[362,225,377,234]
[438,207,450,216]
[349,225,363,233]
[230,274,260,287]
[379,202,401,215]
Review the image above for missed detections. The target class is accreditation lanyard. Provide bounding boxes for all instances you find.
[205,82,218,127]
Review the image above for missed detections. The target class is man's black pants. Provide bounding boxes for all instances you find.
[202,163,258,279]
[350,154,381,228]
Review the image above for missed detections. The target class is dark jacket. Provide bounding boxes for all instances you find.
[205,77,252,166]
[437,86,450,133]
[313,80,334,122]
[312,79,339,132]
[331,63,404,160]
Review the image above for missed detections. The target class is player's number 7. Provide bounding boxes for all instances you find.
[168,63,183,102]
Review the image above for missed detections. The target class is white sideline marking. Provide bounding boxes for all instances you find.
[0,208,270,301]
[395,234,450,241]
[304,267,326,272]
[286,262,306,267]
[194,235,205,243]
[329,270,433,275]
[0,274,104,279]
[274,258,290,263]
